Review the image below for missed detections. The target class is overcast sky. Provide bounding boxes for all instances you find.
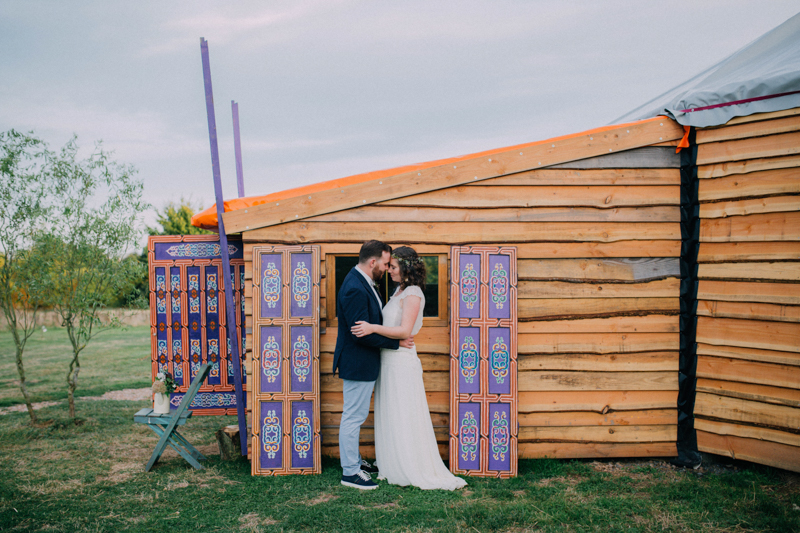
[2,1,798,225]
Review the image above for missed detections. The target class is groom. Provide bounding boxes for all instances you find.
[333,239,414,490]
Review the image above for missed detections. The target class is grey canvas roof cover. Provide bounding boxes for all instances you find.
[614,12,800,128]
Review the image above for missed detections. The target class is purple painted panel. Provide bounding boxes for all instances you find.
[169,268,182,380]
[205,266,221,385]
[187,266,202,383]
[154,240,243,261]
[260,253,282,319]
[488,327,511,395]
[291,401,313,469]
[457,402,481,471]
[488,403,511,472]
[260,401,283,470]
[290,326,313,393]
[170,391,238,410]
[457,327,481,394]
[488,255,510,320]
[458,254,481,319]
[290,253,313,318]
[240,266,247,385]
[155,267,168,376]
[260,326,283,393]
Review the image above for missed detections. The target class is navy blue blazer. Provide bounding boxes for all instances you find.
[332,267,400,381]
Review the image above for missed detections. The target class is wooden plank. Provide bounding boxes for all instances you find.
[320,327,450,354]
[321,426,450,444]
[697,280,800,305]
[697,343,800,367]
[519,441,676,459]
[697,355,800,389]
[518,425,677,443]
[697,316,800,353]
[519,297,679,320]
[321,443,450,460]
[696,130,800,165]
[518,279,679,299]
[698,262,800,281]
[224,118,684,233]
[518,333,678,354]
[518,315,679,333]
[518,390,677,412]
[519,409,676,427]
[650,139,680,147]
[306,240,681,258]
[381,185,679,208]
[319,391,451,414]
[319,352,449,373]
[694,392,800,429]
[321,411,449,428]
[481,167,680,186]
[699,242,800,263]
[700,212,800,242]
[518,351,678,371]
[696,114,800,144]
[514,241,681,258]
[518,257,680,282]
[722,107,800,126]
[700,196,800,219]
[306,205,680,223]
[549,147,681,169]
[321,372,449,392]
[698,167,800,201]
[246,221,680,244]
[696,419,800,449]
[697,300,800,323]
[696,378,800,408]
[698,153,800,179]
[697,430,800,473]
[518,371,678,392]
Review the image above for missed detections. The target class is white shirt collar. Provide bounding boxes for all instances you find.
[356,265,383,308]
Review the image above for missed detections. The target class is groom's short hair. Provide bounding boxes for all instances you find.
[359,240,392,263]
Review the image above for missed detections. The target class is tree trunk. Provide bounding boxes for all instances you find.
[14,343,37,424]
[66,357,80,419]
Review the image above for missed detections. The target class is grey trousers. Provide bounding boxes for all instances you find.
[339,378,375,476]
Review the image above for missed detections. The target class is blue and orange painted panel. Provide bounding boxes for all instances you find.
[450,246,518,478]
[148,235,247,415]
[251,245,321,475]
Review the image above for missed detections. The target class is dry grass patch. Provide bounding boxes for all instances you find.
[238,512,278,531]
[19,478,85,496]
[305,492,339,505]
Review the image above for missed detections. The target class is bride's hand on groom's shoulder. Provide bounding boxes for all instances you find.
[351,321,375,337]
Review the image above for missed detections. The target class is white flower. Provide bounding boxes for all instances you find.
[156,372,165,381]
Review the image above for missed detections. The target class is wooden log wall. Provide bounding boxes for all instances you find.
[694,108,800,473]
[242,148,683,461]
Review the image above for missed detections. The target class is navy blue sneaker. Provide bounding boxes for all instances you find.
[341,470,378,490]
[360,459,379,475]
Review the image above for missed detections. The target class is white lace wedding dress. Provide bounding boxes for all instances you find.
[374,286,467,490]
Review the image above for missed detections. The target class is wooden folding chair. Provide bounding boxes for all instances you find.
[134,363,212,471]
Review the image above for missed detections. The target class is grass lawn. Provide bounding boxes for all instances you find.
[0,327,799,532]
[0,325,153,407]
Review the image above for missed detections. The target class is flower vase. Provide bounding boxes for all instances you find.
[153,392,171,415]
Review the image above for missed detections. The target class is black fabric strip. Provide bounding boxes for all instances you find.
[673,128,702,468]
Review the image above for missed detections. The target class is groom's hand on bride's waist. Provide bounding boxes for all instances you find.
[399,337,414,349]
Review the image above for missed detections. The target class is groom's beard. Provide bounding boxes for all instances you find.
[371,264,384,282]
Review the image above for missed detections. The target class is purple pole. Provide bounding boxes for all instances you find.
[200,38,248,455]
[232,101,245,198]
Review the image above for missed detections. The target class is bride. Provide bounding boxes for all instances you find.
[351,246,467,490]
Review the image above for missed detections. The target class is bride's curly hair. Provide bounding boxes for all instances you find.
[393,246,426,291]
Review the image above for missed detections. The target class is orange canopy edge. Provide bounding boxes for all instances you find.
[191,116,670,231]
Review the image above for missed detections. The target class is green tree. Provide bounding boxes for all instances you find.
[0,130,53,424]
[148,199,213,236]
[35,137,147,419]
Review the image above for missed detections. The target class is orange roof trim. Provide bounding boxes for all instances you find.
[192,116,669,230]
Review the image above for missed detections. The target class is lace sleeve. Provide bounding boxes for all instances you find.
[399,285,425,300]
